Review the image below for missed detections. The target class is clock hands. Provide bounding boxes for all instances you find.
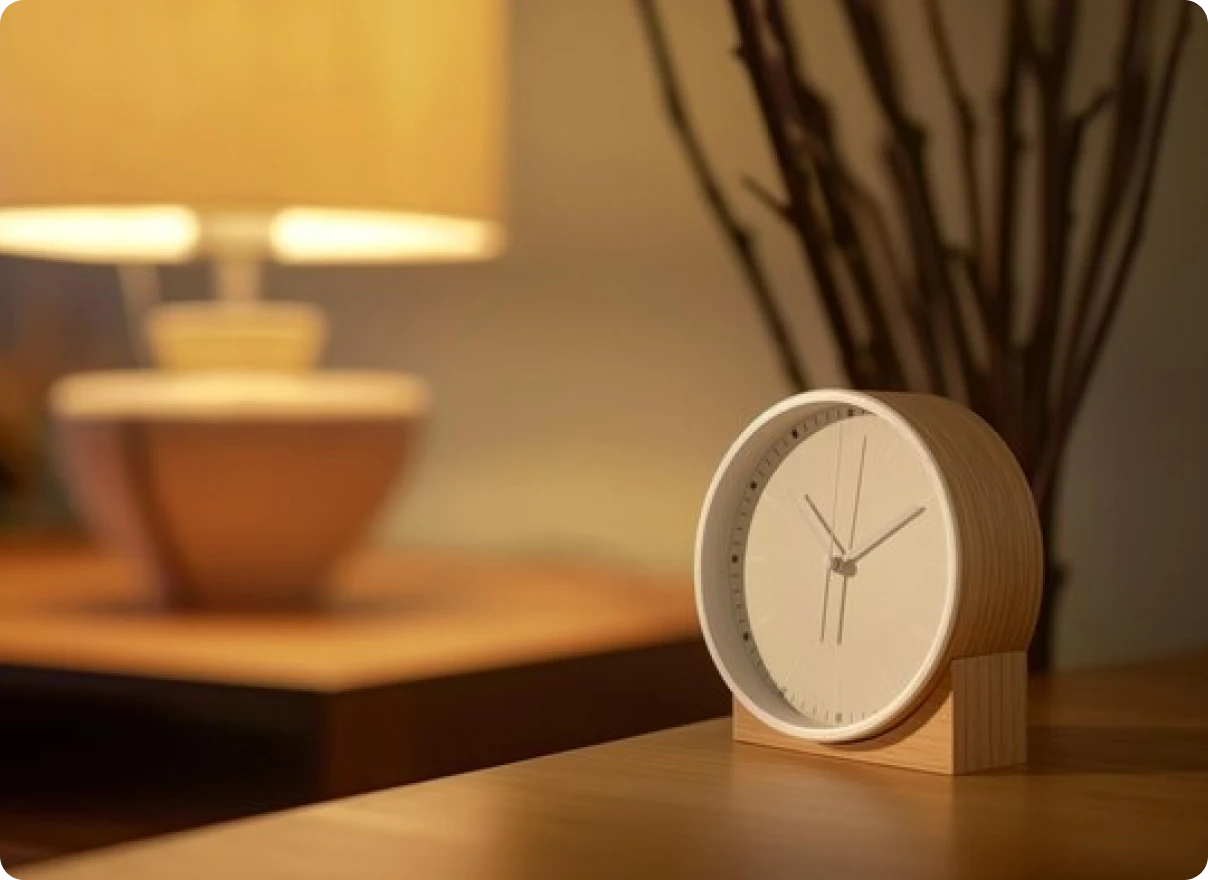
[835,436,868,645]
[842,505,927,566]
[801,494,847,557]
[800,427,926,647]
[818,421,846,642]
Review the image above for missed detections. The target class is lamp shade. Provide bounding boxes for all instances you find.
[0,0,507,263]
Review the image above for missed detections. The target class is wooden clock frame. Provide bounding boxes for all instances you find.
[701,391,1042,775]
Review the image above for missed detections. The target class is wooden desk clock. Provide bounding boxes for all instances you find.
[695,390,1042,774]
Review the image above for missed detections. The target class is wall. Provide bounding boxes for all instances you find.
[6,0,1206,668]
[305,0,1208,669]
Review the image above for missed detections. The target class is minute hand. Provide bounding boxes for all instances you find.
[844,506,926,565]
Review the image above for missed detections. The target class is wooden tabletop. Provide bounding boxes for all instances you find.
[0,543,700,691]
[0,542,727,866]
[23,652,1208,880]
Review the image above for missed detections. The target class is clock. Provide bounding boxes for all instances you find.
[695,390,1042,773]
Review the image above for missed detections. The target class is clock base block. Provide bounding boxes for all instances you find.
[733,652,1027,775]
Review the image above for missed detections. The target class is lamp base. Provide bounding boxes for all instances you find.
[145,301,329,372]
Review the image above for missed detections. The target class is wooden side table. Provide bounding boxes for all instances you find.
[20,652,1208,880]
[0,543,728,864]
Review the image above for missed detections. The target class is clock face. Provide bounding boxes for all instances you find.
[697,392,958,743]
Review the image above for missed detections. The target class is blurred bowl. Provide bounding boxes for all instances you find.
[51,370,428,611]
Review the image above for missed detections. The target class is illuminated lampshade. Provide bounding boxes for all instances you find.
[0,0,506,264]
[3,0,506,611]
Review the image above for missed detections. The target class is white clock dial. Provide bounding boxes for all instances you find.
[697,391,960,743]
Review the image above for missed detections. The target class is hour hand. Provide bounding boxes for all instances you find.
[800,494,846,557]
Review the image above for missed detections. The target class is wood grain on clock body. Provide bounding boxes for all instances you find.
[867,392,1043,663]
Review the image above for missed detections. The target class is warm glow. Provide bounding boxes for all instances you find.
[0,0,507,267]
[271,209,505,264]
[0,207,505,264]
[0,207,199,262]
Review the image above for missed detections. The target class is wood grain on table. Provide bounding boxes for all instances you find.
[24,653,1208,880]
[0,543,701,691]
[0,542,727,864]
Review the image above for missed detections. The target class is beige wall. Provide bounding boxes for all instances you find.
[295,0,1208,669]
[9,1,1204,668]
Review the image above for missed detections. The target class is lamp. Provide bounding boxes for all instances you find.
[0,0,507,609]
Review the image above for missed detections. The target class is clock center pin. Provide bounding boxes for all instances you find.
[829,557,857,577]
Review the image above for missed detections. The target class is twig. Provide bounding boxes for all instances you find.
[634,0,809,392]
[1074,88,1114,128]
[1034,31,1095,455]
[1034,0,1191,505]
[1023,0,1080,463]
[988,0,1030,451]
[742,175,792,220]
[949,248,994,360]
[764,0,906,389]
[841,0,983,403]
[728,0,869,386]
[847,185,944,393]
[1053,0,1154,410]
[949,249,991,374]
[886,143,973,402]
[923,0,985,288]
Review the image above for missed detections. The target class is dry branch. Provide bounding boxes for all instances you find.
[983,0,1032,452]
[923,0,985,288]
[1034,0,1192,503]
[635,0,810,392]
[1054,0,1156,405]
[841,0,987,404]
[729,0,874,386]
[635,0,1191,669]
[1025,0,1081,462]
[764,0,906,389]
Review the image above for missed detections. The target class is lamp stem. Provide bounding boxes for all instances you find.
[116,264,162,367]
[213,255,262,303]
